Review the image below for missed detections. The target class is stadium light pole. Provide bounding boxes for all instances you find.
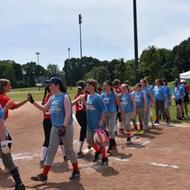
[68,48,71,59]
[133,0,140,83]
[35,52,40,65]
[79,14,83,59]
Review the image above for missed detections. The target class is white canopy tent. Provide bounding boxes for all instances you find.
[180,71,190,79]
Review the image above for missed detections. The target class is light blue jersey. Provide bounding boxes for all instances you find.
[101,92,117,113]
[153,86,167,101]
[165,86,171,97]
[134,91,144,108]
[50,93,72,128]
[143,86,152,105]
[174,86,184,100]
[86,93,107,130]
[120,93,134,113]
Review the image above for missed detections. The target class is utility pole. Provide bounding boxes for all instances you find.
[133,0,140,82]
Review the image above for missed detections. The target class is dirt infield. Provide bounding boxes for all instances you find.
[1,103,190,190]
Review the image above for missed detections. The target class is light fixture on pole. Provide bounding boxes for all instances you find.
[35,52,40,65]
[79,14,83,59]
[68,48,71,59]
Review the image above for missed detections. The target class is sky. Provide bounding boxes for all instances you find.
[0,0,190,69]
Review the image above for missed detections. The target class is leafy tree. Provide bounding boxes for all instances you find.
[172,37,190,74]
[115,58,127,82]
[84,66,108,84]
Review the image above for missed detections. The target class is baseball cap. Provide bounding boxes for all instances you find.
[45,76,64,86]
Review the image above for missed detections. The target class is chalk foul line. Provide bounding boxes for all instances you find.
[149,162,179,169]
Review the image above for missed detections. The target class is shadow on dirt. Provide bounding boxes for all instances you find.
[93,164,119,177]
[0,174,13,189]
[27,180,85,190]
[109,151,132,160]
[51,162,71,174]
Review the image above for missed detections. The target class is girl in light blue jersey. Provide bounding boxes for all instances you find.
[153,79,169,124]
[133,83,147,134]
[119,83,136,144]
[102,80,118,153]
[140,79,155,130]
[86,79,108,165]
[29,76,80,183]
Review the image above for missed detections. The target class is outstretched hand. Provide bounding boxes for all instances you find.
[27,93,35,104]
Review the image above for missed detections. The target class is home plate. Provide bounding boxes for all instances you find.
[150,162,179,169]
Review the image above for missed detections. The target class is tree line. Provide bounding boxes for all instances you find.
[1,37,190,88]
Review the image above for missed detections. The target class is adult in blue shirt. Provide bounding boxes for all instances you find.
[153,79,169,124]
[102,80,117,153]
[163,79,172,121]
[174,80,185,120]
[86,79,108,165]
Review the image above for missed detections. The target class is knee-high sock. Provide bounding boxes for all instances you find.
[60,145,66,156]
[101,146,106,158]
[92,144,100,152]
[41,146,48,162]
[78,141,84,152]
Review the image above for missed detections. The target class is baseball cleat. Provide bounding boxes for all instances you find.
[101,157,109,166]
[93,151,101,162]
[69,170,80,180]
[31,173,47,184]
[14,182,25,190]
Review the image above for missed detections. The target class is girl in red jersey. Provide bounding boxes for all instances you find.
[72,80,87,157]
[0,79,28,172]
[0,79,28,120]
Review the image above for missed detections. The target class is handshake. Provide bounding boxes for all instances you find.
[0,141,10,155]
[27,93,35,104]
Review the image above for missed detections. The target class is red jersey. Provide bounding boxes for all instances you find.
[42,93,51,119]
[75,93,87,112]
[185,85,190,93]
[0,94,16,120]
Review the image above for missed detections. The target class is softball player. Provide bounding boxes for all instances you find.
[0,79,28,172]
[85,79,108,165]
[0,79,28,120]
[112,79,123,134]
[40,86,67,168]
[0,103,25,190]
[72,80,87,157]
[102,80,117,153]
[153,79,169,124]
[133,83,147,134]
[30,76,80,183]
[119,83,136,144]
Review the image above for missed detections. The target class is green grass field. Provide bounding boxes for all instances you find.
[8,87,77,102]
[8,87,190,123]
